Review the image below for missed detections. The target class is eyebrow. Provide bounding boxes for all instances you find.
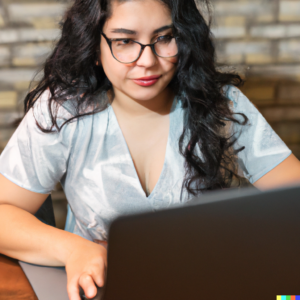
[110,24,173,35]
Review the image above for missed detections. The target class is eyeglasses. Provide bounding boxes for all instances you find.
[101,32,178,64]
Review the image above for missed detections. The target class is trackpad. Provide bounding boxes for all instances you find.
[19,261,69,300]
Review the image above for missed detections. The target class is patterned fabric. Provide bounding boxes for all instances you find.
[0,86,292,241]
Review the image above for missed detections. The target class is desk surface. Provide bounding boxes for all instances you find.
[0,254,38,300]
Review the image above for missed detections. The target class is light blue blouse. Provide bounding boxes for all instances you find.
[0,86,292,241]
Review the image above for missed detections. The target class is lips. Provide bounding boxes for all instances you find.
[134,75,161,80]
[132,75,161,87]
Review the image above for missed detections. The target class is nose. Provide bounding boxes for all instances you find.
[136,45,157,67]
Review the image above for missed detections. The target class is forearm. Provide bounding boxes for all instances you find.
[253,154,300,191]
[0,204,88,266]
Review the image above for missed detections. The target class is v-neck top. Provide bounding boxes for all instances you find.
[107,102,174,200]
[0,86,292,241]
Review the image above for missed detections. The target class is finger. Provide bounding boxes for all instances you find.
[79,273,98,299]
[67,278,81,300]
[89,262,106,288]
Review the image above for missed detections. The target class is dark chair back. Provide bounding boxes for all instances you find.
[34,195,56,227]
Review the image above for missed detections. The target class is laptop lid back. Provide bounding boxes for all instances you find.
[104,186,300,300]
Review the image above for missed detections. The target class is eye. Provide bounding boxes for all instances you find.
[114,38,133,46]
[157,35,173,43]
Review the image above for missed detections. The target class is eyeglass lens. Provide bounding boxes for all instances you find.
[111,36,178,63]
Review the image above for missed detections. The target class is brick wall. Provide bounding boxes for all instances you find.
[0,0,68,228]
[0,0,299,226]
[0,0,67,150]
[211,0,300,158]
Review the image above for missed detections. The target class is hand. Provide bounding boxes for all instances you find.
[65,240,107,300]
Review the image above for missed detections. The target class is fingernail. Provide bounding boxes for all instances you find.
[89,287,95,297]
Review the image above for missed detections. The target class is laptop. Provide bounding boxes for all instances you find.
[20,184,300,300]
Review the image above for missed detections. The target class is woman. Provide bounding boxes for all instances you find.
[0,0,300,299]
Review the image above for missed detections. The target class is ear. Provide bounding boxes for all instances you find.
[95,58,102,66]
[95,49,101,66]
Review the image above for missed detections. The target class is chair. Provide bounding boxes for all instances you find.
[34,194,76,233]
[34,194,56,227]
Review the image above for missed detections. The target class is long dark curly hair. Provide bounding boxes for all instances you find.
[23,0,248,196]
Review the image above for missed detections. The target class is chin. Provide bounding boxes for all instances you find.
[126,89,165,102]
[127,92,159,102]
[124,81,171,101]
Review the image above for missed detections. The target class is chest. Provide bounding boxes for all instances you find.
[113,113,170,196]
[64,101,190,239]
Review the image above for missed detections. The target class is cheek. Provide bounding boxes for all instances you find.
[100,47,127,84]
[168,56,178,64]
[160,57,178,76]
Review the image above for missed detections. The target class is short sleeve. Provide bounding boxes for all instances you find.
[0,89,78,194]
[226,85,292,184]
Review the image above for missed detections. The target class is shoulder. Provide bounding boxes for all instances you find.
[31,88,78,131]
[222,84,257,116]
[29,88,111,145]
[222,85,243,107]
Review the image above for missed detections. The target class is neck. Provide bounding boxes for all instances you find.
[109,88,175,118]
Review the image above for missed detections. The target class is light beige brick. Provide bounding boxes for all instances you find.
[217,53,244,64]
[250,24,300,38]
[250,25,285,38]
[214,1,275,17]
[0,47,10,66]
[13,43,52,58]
[0,29,19,43]
[0,12,4,27]
[14,81,32,91]
[255,14,276,23]
[0,7,5,27]
[19,28,61,42]
[30,17,60,29]
[211,26,246,39]
[0,28,60,44]
[245,54,273,64]
[0,69,39,84]
[8,3,67,22]
[279,40,300,62]
[12,43,52,66]
[0,91,18,109]
[215,16,246,27]
[279,0,300,21]
[286,25,300,37]
[0,16,4,27]
[12,58,37,66]
[225,41,271,55]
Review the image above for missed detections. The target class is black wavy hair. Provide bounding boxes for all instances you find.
[23,0,248,196]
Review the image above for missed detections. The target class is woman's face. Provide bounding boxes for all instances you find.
[100,0,178,102]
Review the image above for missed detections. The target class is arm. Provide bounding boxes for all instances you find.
[253,154,300,191]
[0,174,106,300]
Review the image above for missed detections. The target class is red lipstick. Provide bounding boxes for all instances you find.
[132,75,161,87]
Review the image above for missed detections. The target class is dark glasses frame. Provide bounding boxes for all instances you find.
[101,32,178,64]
